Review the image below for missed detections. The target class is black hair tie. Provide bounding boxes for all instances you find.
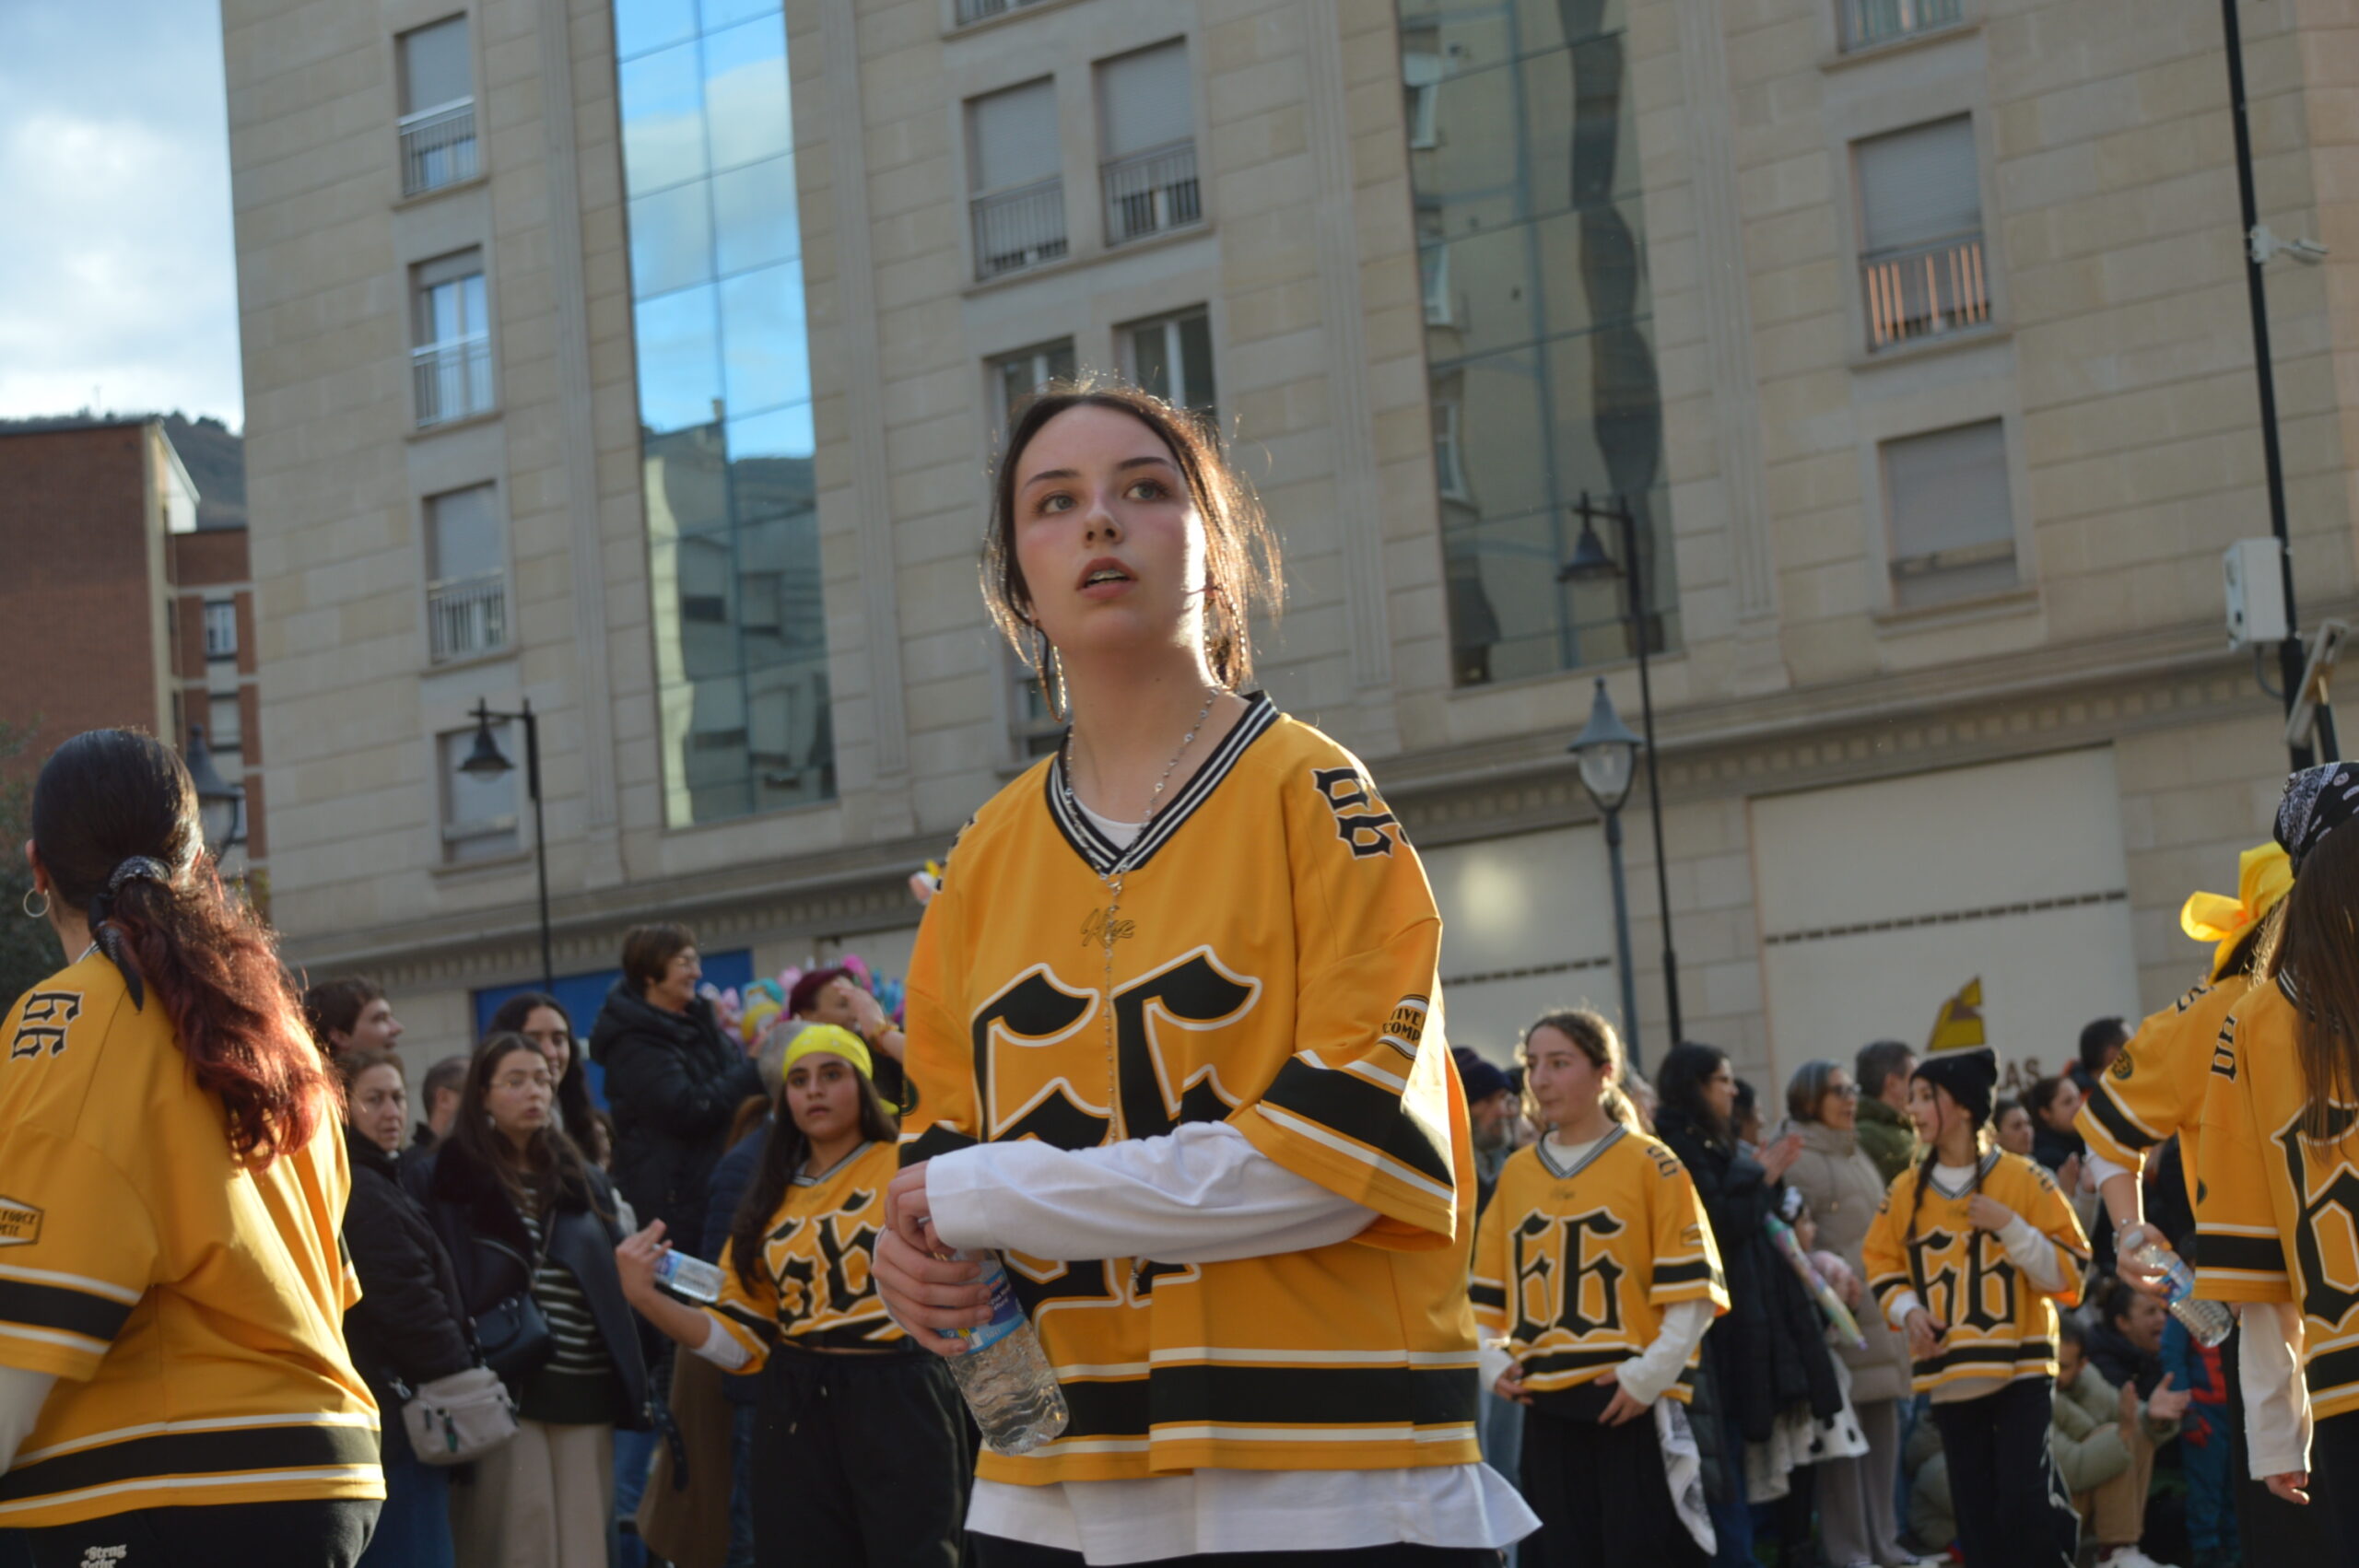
[92,856,172,1010]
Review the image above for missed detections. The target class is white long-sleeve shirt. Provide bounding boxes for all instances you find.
[2239,1299,2310,1480]
[922,1119,1537,1564]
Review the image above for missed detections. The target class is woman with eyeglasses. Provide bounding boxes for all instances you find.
[487,991,607,1167]
[1782,1061,1928,1568]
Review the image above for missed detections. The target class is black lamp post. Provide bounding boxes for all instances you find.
[459,696,553,989]
[1567,676,1645,1070]
[1560,491,1684,1047]
[184,724,245,859]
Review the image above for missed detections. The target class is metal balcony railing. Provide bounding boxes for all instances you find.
[400,100,478,197]
[427,569,508,662]
[1844,0,1963,50]
[1101,140,1202,246]
[1863,232,1989,350]
[954,0,1048,24]
[412,335,494,427]
[971,179,1068,279]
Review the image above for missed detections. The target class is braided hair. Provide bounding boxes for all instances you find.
[1902,1075,1993,1311]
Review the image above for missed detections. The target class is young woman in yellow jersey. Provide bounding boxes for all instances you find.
[616,1025,967,1566]
[1473,1011,1724,1568]
[1862,1035,2088,1568]
[867,383,1535,1567]
[0,730,381,1566]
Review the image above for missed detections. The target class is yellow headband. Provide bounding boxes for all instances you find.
[780,1023,874,1082]
[2180,842,2293,981]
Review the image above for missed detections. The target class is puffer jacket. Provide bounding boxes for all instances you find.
[588,979,762,1245]
[2051,1360,2179,1493]
[1654,1105,1843,1444]
[342,1125,475,1464]
[1781,1117,1914,1405]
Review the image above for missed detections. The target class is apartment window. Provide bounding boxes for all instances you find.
[1843,0,1965,52]
[989,338,1076,430]
[1121,308,1215,419]
[208,694,243,753]
[1883,419,2016,608]
[1433,400,1469,500]
[1858,117,1989,350]
[412,250,494,426]
[1402,36,1442,150]
[203,600,238,659]
[1097,42,1200,246]
[955,0,1048,22]
[968,79,1066,279]
[1421,244,1452,325]
[424,483,508,661]
[439,725,519,862]
[398,16,478,195]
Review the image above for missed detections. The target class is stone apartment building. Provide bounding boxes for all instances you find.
[221,0,2358,1084]
[0,419,264,882]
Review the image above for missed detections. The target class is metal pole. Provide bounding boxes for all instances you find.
[2221,0,2312,770]
[522,698,553,990]
[1622,504,1684,1046]
[1602,804,1642,1073]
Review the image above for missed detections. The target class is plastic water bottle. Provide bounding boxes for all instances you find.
[654,1250,725,1304]
[2134,1240,2233,1348]
[937,1250,1070,1455]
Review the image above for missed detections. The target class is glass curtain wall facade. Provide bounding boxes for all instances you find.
[615,0,831,825]
[1402,0,1677,686]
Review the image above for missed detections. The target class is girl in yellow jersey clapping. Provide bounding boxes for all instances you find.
[1472,1010,1726,1568]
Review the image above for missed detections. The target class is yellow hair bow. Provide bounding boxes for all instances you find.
[2180,842,2293,980]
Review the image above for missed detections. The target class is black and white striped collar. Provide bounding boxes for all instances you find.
[1046,692,1279,878]
[1538,1123,1625,1181]
[1928,1149,2002,1199]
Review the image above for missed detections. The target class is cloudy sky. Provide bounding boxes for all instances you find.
[0,1,243,427]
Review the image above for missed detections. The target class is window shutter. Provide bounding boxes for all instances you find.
[968,79,1060,193]
[1858,116,1980,253]
[400,18,472,115]
[1884,420,2015,605]
[1097,41,1192,160]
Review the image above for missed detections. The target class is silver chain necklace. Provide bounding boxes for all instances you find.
[1062,690,1217,1128]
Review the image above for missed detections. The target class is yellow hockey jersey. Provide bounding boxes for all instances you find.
[706,1139,907,1365]
[900,696,1481,1483]
[1862,1150,2089,1396]
[2076,976,2249,1205]
[1470,1126,1727,1400]
[0,953,381,1527]
[2192,980,2359,1419]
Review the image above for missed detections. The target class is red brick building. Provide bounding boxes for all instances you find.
[0,420,264,876]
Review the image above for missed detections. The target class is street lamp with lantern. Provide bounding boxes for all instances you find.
[1567,677,1646,1070]
[1560,490,1684,1047]
[183,724,245,861]
[458,696,553,990]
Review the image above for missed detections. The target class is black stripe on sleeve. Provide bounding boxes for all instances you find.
[1259,1059,1452,1188]
[1870,1276,1910,1306]
[1058,1362,1480,1443]
[0,1421,377,1505]
[903,1126,978,1165]
[2194,1234,2288,1275]
[0,1279,134,1345]
[1651,1260,1713,1287]
[2083,1087,2160,1153]
[1468,1281,1506,1310]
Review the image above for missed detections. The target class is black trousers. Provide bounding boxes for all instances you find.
[2313,1409,2359,1566]
[974,1543,1501,1568]
[1928,1380,2076,1568]
[19,1498,379,1568]
[750,1348,968,1568]
[1519,1395,1706,1568]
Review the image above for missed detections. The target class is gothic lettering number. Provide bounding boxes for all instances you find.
[8,990,81,1060]
[1912,1228,1963,1327]
[1961,1236,2018,1331]
[971,969,1105,1152]
[2281,1119,2359,1330]
[1310,766,1401,859]
[1510,1213,1560,1345]
[1113,954,1258,1140]
[1509,1210,1626,1341]
[818,1216,882,1316]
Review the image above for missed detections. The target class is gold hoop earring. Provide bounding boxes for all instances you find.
[20,886,48,920]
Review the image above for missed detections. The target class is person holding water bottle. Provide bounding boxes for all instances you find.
[615,1024,968,1567]
[869,380,1536,1567]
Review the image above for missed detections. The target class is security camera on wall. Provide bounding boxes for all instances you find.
[2224,537,2289,649]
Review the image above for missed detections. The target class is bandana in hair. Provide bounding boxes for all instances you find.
[88,856,175,1010]
[2278,763,2359,874]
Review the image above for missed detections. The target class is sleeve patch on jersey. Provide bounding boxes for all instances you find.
[1380,998,1427,1059]
[7,991,83,1060]
[0,1199,41,1247]
[2108,1051,2133,1082]
[1310,766,1402,859]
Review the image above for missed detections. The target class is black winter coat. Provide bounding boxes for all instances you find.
[343,1126,475,1463]
[588,980,763,1245]
[2084,1318,2165,1400]
[1653,1106,1843,1444]
[409,1138,651,1430]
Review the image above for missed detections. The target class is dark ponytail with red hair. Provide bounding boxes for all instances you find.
[29,730,332,1167]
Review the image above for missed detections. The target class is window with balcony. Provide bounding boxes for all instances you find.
[1842,0,1965,53]
[989,338,1076,430]
[439,725,519,862]
[203,599,238,659]
[398,16,477,196]
[1857,116,1989,351]
[1121,308,1215,419]
[412,250,494,426]
[1882,418,2016,608]
[425,483,509,661]
[955,0,1050,23]
[1402,34,1442,150]
[1097,42,1199,247]
[968,79,1066,279]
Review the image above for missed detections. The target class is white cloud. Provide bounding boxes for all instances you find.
[0,1,242,427]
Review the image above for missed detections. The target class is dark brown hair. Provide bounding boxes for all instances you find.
[301,976,384,1050]
[727,1060,899,1294]
[621,923,696,993]
[487,990,599,1158]
[31,729,334,1167]
[335,1046,406,1095]
[1520,1009,1637,1131]
[981,378,1283,692]
[2264,825,2359,1140]
[449,1032,604,1218]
